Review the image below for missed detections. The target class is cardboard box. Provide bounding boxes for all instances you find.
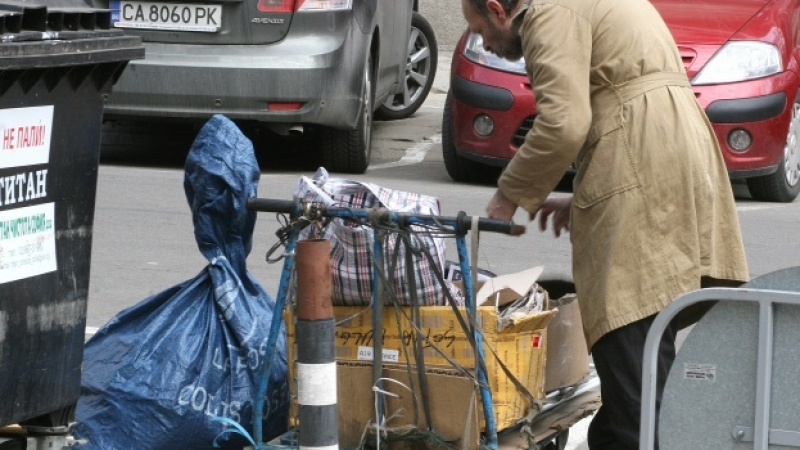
[285,267,555,447]
[333,362,480,450]
[286,306,554,434]
[544,294,590,392]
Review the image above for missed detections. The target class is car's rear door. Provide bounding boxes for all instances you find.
[373,0,412,102]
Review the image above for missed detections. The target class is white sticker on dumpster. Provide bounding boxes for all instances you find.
[0,202,57,284]
[357,346,400,363]
[0,106,53,169]
[684,363,716,381]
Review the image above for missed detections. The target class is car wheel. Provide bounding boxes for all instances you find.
[442,92,498,183]
[376,12,438,121]
[319,53,373,173]
[747,92,800,202]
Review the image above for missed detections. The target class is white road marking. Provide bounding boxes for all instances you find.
[85,326,99,336]
[370,134,441,170]
[737,203,794,212]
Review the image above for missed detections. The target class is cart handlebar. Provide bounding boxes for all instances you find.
[248,198,295,214]
[469,215,526,236]
[247,197,525,236]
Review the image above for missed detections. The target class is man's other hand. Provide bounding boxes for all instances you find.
[532,196,572,237]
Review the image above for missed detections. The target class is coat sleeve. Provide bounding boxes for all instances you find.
[498,4,592,213]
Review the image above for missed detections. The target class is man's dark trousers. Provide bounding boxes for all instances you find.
[587,314,677,450]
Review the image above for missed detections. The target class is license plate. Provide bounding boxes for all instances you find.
[110,1,222,33]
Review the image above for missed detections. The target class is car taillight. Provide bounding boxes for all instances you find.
[296,0,352,11]
[257,0,351,12]
[257,0,296,12]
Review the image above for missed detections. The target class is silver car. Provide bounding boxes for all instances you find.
[92,0,438,173]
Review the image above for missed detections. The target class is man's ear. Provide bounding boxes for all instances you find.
[486,0,509,21]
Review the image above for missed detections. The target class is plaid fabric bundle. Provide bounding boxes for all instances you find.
[294,168,463,306]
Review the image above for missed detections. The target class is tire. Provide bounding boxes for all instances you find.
[746,92,800,202]
[319,53,373,173]
[376,12,438,121]
[442,91,498,183]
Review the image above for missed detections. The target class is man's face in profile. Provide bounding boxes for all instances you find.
[461,0,524,61]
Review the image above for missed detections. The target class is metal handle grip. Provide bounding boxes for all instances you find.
[456,211,526,236]
[478,218,526,236]
[247,198,295,214]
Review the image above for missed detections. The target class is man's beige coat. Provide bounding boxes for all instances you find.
[499,0,750,348]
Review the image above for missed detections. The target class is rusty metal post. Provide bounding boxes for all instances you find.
[295,239,337,450]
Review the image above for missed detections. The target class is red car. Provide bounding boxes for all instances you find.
[443,0,800,202]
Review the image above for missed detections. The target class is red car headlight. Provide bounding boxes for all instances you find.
[692,41,782,85]
[463,33,527,75]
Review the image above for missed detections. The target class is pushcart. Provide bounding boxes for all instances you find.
[245,198,600,450]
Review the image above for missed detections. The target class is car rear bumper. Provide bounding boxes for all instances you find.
[694,71,799,175]
[104,32,367,129]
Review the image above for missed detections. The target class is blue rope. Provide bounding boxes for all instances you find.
[211,417,257,448]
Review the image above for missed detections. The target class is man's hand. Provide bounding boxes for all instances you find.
[531,196,572,237]
[486,189,518,221]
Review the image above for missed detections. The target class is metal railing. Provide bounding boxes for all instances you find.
[640,287,800,450]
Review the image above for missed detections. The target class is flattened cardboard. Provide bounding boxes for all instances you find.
[382,364,479,450]
[544,294,590,392]
[290,361,481,450]
[335,362,375,447]
[475,266,544,307]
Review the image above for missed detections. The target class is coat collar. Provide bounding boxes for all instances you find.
[510,1,531,37]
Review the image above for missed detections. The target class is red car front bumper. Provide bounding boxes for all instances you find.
[450,48,799,177]
[694,71,798,178]
[449,51,535,166]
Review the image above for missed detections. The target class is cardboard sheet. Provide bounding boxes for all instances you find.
[476,266,544,307]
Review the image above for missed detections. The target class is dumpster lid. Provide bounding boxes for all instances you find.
[0,0,144,69]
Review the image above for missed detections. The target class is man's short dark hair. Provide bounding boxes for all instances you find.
[466,0,521,16]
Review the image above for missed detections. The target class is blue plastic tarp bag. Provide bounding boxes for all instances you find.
[74,115,288,450]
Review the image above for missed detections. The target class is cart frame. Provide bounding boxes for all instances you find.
[247,198,599,450]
